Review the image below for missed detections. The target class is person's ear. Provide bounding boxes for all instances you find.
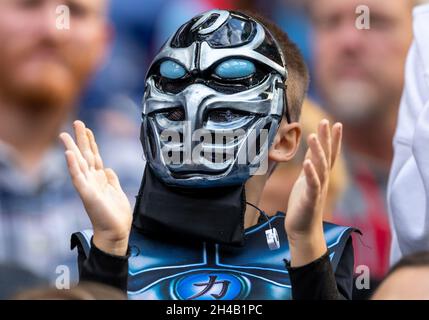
[268,121,301,163]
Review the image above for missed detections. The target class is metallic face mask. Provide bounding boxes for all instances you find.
[142,10,289,188]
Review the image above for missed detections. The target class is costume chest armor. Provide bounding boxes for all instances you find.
[74,212,353,300]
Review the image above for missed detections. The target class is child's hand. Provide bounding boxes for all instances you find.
[59,121,132,256]
[285,119,342,267]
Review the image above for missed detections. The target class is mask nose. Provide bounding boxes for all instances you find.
[180,83,216,129]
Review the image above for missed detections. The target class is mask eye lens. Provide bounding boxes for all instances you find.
[160,60,187,79]
[214,59,256,79]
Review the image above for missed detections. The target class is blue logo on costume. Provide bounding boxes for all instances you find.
[173,272,249,300]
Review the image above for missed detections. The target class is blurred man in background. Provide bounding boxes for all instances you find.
[0,0,143,292]
[308,0,414,296]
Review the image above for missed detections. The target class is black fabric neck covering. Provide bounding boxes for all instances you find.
[132,166,247,246]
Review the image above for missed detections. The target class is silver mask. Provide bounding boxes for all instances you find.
[142,9,289,188]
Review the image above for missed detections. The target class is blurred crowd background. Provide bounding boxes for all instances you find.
[0,0,421,299]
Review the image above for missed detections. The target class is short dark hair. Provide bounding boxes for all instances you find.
[388,251,429,276]
[238,10,310,122]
